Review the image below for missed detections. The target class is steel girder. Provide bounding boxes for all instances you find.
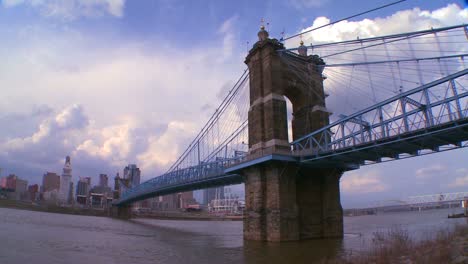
[292,69,468,167]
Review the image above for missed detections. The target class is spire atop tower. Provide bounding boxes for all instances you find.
[258,18,269,41]
[298,36,307,56]
[63,155,72,176]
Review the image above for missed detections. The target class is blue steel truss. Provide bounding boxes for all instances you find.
[115,157,244,205]
[292,69,468,167]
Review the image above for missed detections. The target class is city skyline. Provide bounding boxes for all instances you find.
[0,156,129,188]
[0,0,467,207]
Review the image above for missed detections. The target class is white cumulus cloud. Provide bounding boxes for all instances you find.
[341,170,388,194]
[448,168,468,187]
[288,0,330,9]
[415,164,447,179]
[289,4,468,46]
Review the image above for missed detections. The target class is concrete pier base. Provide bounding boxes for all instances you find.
[243,161,343,241]
[110,204,132,219]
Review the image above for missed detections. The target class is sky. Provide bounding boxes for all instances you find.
[0,0,467,208]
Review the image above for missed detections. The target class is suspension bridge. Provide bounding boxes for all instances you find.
[112,19,468,241]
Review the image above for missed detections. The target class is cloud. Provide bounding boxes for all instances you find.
[137,121,198,170]
[0,104,90,176]
[341,170,388,194]
[293,4,468,45]
[218,15,239,61]
[0,14,244,184]
[415,164,446,179]
[448,168,468,187]
[2,104,88,150]
[1,0,126,20]
[2,0,24,7]
[288,0,330,9]
[0,103,198,182]
[449,176,468,187]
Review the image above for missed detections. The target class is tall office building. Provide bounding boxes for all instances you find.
[15,178,28,200]
[203,187,224,205]
[58,156,73,203]
[28,184,39,201]
[99,174,108,188]
[42,172,60,192]
[76,177,91,196]
[114,173,120,191]
[123,164,140,187]
[76,177,90,205]
[0,174,17,190]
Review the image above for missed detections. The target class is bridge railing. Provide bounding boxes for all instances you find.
[119,156,244,203]
[291,69,468,156]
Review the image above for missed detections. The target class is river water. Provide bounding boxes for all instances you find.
[0,207,466,264]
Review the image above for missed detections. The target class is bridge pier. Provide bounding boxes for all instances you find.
[243,163,343,241]
[110,204,132,219]
[240,26,343,241]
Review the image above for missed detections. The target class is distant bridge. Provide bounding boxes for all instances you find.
[406,192,468,205]
[373,192,468,209]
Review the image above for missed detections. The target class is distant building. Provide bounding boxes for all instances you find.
[0,177,6,189]
[28,184,39,201]
[83,177,91,186]
[90,184,113,208]
[123,164,140,188]
[155,194,178,210]
[90,185,112,195]
[15,178,28,200]
[76,177,90,196]
[0,174,17,190]
[114,173,120,191]
[0,174,28,200]
[76,177,91,205]
[152,192,196,211]
[42,189,59,203]
[203,187,224,205]
[42,172,60,192]
[99,174,108,188]
[67,182,74,204]
[178,192,196,209]
[58,156,73,204]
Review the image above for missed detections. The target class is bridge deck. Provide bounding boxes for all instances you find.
[300,118,468,167]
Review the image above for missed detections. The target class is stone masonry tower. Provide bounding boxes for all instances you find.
[241,26,343,241]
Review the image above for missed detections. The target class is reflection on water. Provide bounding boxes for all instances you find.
[243,239,344,264]
[0,207,465,264]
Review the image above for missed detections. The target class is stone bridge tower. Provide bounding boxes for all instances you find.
[241,26,343,241]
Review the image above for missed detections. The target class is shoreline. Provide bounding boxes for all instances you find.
[0,199,109,217]
[0,199,243,221]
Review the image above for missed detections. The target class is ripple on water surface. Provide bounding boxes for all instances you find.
[0,207,466,264]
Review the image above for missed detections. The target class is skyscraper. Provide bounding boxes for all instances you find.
[76,177,90,205]
[28,184,39,201]
[15,178,28,200]
[99,174,108,188]
[0,174,17,190]
[123,164,140,187]
[42,172,60,192]
[203,187,224,205]
[58,156,73,203]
